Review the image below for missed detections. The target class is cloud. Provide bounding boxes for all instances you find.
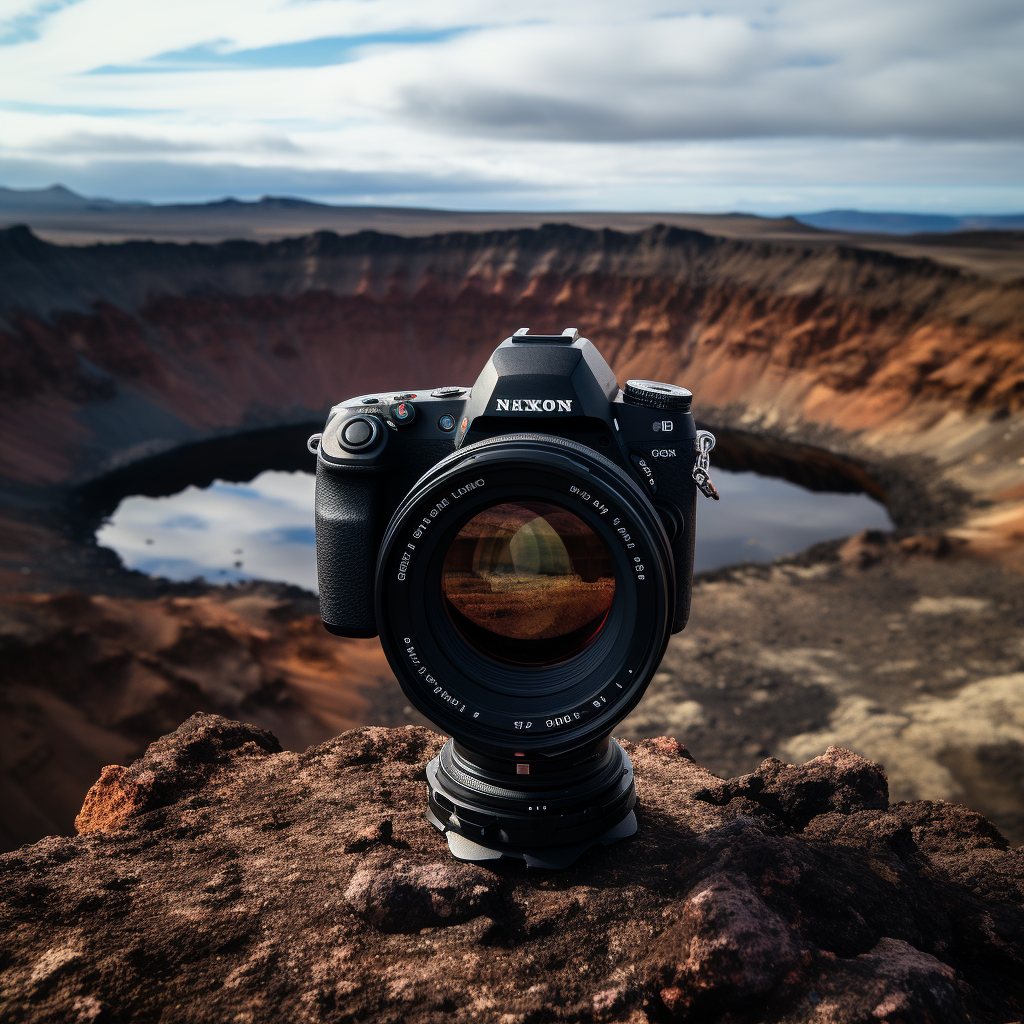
[0,0,1021,210]
[371,10,1024,142]
[0,0,84,46]
[30,130,303,156]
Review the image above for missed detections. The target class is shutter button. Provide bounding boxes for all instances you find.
[339,416,378,451]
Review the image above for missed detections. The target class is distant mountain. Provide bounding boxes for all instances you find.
[0,184,149,212]
[0,185,349,214]
[797,209,1024,235]
[5,186,1024,237]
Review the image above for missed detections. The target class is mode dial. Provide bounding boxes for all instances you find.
[623,379,692,411]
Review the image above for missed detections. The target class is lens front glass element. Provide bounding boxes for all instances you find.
[441,501,616,665]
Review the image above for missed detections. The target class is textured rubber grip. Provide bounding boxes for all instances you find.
[671,481,697,633]
[315,464,380,637]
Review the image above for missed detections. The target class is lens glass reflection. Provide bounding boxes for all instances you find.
[441,501,615,664]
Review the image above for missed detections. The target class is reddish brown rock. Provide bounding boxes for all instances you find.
[1,714,1022,1023]
[693,745,890,829]
[0,588,397,850]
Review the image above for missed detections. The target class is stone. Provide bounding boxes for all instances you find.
[1,714,1023,1023]
[344,858,497,932]
[693,745,890,830]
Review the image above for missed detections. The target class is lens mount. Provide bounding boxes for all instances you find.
[375,434,674,760]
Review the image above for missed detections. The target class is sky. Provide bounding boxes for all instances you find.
[0,0,1021,213]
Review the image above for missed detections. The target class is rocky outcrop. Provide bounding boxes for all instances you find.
[1,714,1022,1023]
[0,586,398,851]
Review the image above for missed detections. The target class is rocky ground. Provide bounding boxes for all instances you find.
[0,583,389,851]
[618,533,1024,847]
[1,714,1022,1023]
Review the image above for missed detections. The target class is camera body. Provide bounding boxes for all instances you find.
[313,327,707,865]
[315,327,698,641]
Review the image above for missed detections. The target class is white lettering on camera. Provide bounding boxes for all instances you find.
[546,712,581,728]
[451,478,485,500]
[412,499,449,539]
[433,686,465,712]
[495,398,573,413]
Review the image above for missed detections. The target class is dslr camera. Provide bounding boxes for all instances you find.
[311,328,715,867]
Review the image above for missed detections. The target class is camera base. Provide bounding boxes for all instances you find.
[424,737,638,869]
[429,807,637,869]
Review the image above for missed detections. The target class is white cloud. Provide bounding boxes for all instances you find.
[0,0,1021,209]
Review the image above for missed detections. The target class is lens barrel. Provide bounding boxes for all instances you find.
[374,434,674,856]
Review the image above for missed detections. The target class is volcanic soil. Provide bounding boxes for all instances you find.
[3,715,1023,1023]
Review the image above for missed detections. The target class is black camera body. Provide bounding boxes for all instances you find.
[313,328,705,867]
[316,328,697,638]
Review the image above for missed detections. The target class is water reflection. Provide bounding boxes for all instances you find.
[97,471,319,591]
[694,470,892,573]
[97,467,893,591]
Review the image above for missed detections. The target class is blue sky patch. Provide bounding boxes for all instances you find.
[89,28,472,75]
[0,0,84,46]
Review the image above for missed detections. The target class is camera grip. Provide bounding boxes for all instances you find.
[670,479,698,633]
[315,464,381,638]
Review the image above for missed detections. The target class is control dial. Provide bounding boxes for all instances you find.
[337,415,381,452]
[623,379,692,411]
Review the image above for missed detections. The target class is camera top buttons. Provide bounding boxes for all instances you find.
[338,415,380,451]
[438,414,456,432]
[360,396,380,404]
[392,393,417,401]
[629,454,657,495]
[623,379,692,412]
[389,401,416,426]
[431,386,466,398]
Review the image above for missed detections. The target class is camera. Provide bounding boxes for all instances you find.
[311,328,715,867]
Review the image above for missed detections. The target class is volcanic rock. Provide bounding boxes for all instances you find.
[0,587,396,850]
[2,714,1023,1023]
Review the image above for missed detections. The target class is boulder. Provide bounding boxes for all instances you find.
[1,713,1022,1023]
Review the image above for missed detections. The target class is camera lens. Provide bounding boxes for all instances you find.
[440,501,615,665]
[374,433,676,859]
[375,434,673,755]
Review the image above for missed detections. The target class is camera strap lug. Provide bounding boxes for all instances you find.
[307,433,323,455]
[693,430,720,500]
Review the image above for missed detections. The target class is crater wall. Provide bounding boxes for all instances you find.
[2,222,1022,569]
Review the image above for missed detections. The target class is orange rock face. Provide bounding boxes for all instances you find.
[0,589,394,849]
[1,224,1022,490]
[4,222,1021,563]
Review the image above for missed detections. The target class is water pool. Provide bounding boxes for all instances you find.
[97,468,893,591]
